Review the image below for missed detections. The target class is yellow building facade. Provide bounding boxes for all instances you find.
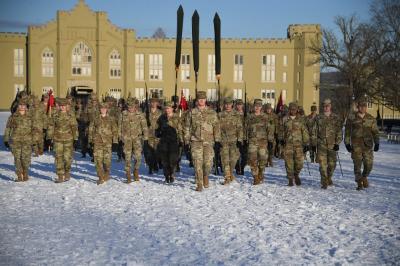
[0,0,322,112]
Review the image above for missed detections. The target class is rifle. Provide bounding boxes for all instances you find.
[174,5,184,111]
[192,10,199,97]
[145,82,150,127]
[213,12,222,175]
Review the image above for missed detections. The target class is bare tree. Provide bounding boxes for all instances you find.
[152,27,167,39]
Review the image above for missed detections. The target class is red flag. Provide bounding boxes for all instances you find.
[47,89,55,114]
[275,91,283,114]
[179,90,188,111]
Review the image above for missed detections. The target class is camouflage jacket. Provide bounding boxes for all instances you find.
[344,112,379,148]
[218,110,243,143]
[147,108,163,140]
[87,102,99,123]
[184,106,221,144]
[245,113,274,142]
[119,110,148,142]
[47,111,78,142]
[32,106,47,132]
[156,113,183,145]
[265,112,278,135]
[311,113,342,148]
[306,113,317,134]
[88,114,118,145]
[4,111,36,143]
[279,115,309,146]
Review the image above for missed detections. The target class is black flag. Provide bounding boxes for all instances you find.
[174,5,184,109]
[192,10,200,96]
[213,13,221,79]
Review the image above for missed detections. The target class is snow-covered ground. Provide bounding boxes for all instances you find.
[0,112,399,265]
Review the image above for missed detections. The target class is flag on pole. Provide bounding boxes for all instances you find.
[275,91,284,114]
[179,89,188,111]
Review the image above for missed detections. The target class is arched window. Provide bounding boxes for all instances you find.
[42,47,54,77]
[72,41,92,76]
[109,49,121,78]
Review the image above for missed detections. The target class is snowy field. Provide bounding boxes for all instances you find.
[0,111,399,265]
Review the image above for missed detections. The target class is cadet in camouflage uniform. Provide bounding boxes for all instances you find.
[246,99,274,185]
[47,98,78,183]
[31,97,47,156]
[119,98,148,183]
[218,97,243,184]
[306,105,318,163]
[264,103,278,167]
[279,102,309,186]
[235,99,247,175]
[76,100,90,158]
[3,98,36,182]
[156,101,184,183]
[87,93,99,160]
[88,102,118,185]
[310,99,343,189]
[184,91,221,191]
[145,94,163,174]
[345,98,379,190]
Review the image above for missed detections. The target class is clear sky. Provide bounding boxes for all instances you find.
[0,0,372,38]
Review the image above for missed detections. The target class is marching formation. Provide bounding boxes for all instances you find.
[4,90,380,191]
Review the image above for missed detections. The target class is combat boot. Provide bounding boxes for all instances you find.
[64,172,70,182]
[133,169,140,181]
[253,174,261,185]
[362,177,369,188]
[55,175,64,183]
[203,176,209,188]
[104,168,110,182]
[22,171,29,182]
[223,175,231,185]
[126,171,132,184]
[15,172,24,182]
[327,177,333,186]
[165,175,170,183]
[268,157,273,167]
[258,168,264,183]
[196,183,203,192]
[97,176,105,185]
[356,180,363,190]
[321,181,328,189]
[288,178,294,187]
[230,171,235,182]
[170,174,175,183]
[294,174,301,186]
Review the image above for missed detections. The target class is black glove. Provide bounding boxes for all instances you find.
[333,144,339,151]
[214,141,222,150]
[236,141,243,149]
[267,141,273,151]
[303,145,309,153]
[279,139,285,146]
[311,146,317,152]
[46,139,53,147]
[4,141,9,149]
[345,144,352,152]
[374,143,379,152]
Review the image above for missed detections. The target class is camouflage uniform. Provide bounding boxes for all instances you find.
[31,97,47,156]
[345,100,379,189]
[235,99,248,175]
[88,103,118,184]
[3,99,36,181]
[264,103,278,167]
[218,98,243,184]
[311,100,342,188]
[76,102,90,158]
[47,98,78,183]
[279,102,309,186]
[246,99,274,184]
[157,101,184,183]
[119,99,148,183]
[145,106,162,174]
[184,91,221,191]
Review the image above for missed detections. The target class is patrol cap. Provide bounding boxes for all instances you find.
[150,92,160,102]
[254,99,263,106]
[265,103,272,110]
[196,91,207,99]
[357,97,368,107]
[18,98,28,106]
[57,98,68,106]
[164,101,174,108]
[223,97,233,104]
[311,105,317,111]
[235,99,243,105]
[99,102,109,109]
[289,102,298,110]
[323,98,331,106]
[127,98,139,107]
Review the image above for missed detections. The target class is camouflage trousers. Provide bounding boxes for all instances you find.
[144,138,160,171]
[159,142,180,177]
[267,140,276,165]
[94,143,112,176]
[247,139,267,177]
[54,141,74,175]
[11,141,32,175]
[124,138,143,172]
[33,130,44,155]
[317,143,337,185]
[351,142,374,181]
[190,141,214,186]
[283,143,304,179]
[221,141,239,176]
